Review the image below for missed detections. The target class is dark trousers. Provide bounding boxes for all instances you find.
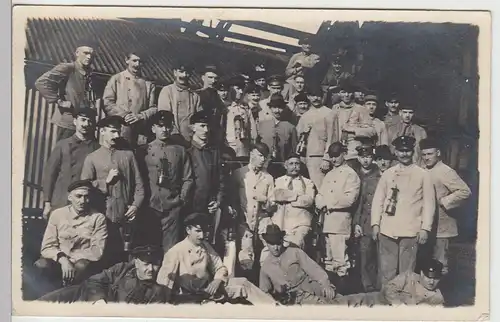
[56,127,76,142]
[136,207,181,253]
[359,236,378,292]
[102,220,130,268]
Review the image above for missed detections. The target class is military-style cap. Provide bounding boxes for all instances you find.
[261,224,286,245]
[421,259,443,279]
[189,111,209,125]
[244,83,261,95]
[251,70,266,81]
[267,74,284,86]
[214,80,229,91]
[374,145,394,160]
[151,110,174,126]
[364,94,378,103]
[97,115,126,128]
[67,179,93,192]
[307,87,323,98]
[331,80,355,94]
[399,105,416,111]
[72,107,97,119]
[327,142,347,157]
[298,36,313,45]
[173,59,194,72]
[228,75,246,88]
[356,144,375,157]
[251,142,271,158]
[130,245,163,263]
[184,212,210,228]
[385,92,399,102]
[286,152,302,161]
[202,64,219,75]
[419,138,441,150]
[392,136,416,151]
[294,92,309,103]
[268,94,287,108]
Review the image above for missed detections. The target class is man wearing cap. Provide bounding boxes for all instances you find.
[296,87,338,188]
[225,83,256,157]
[353,83,367,105]
[35,42,97,141]
[252,70,269,100]
[270,154,315,249]
[285,37,321,84]
[387,105,427,164]
[42,108,100,220]
[35,179,107,291]
[157,213,277,304]
[158,60,202,145]
[383,94,401,128]
[102,51,157,146]
[258,76,287,121]
[420,138,471,275]
[371,136,436,287]
[351,144,382,292]
[374,145,394,173]
[39,245,170,304]
[257,94,298,168]
[285,75,306,114]
[321,54,353,107]
[215,80,231,108]
[81,115,145,264]
[316,142,361,280]
[291,92,310,122]
[136,110,193,252]
[228,143,275,272]
[259,224,337,305]
[361,94,389,146]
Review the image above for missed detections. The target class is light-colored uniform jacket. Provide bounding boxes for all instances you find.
[296,106,338,158]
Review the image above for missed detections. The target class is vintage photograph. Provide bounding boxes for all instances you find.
[12,6,490,320]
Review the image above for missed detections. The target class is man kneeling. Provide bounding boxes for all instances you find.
[157,212,278,305]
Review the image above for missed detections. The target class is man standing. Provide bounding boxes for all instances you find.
[252,70,269,100]
[226,84,257,157]
[321,54,353,107]
[371,136,435,287]
[362,94,389,146]
[137,111,193,252]
[285,75,306,114]
[351,145,382,292]
[387,106,427,164]
[35,180,107,289]
[81,115,144,264]
[374,145,395,173]
[158,61,202,145]
[42,108,100,219]
[259,224,336,305]
[259,75,291,123]
[296,87,338,188]
[285,37,321,84]
[102,51,157,146]
[420,138,471,275]
[315,142,361,281]
[35,42,97,141]
[157,213,277,305]
[271,154,315,249]
[291,93,311,122]
[383,93,401,128]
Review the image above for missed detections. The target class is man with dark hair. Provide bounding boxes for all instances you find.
[259,75,287,122]
[136,110,193,253]
[252,70,269,100]
[374,145,394,173]
[157,213,277,304]
[103,51,157,146]
[321,54,353,107]
[362,94,389,146]
[35,41,97,141]
[42,108,100,220]
[383,93,401,128]
[284,74,307,113]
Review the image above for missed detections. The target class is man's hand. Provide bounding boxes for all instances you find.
[124,113,143,125]
[205,279,223,296]
[320,160,331,173]
[322,286,336,300]
[58,100,72,109]
[372,225,380,241]
[416,229,429,244]
[207,201,219,214]
[106,168,120,184]
[124,205,138,221]
[42,202,52,220]
[59,257,76,284]
[354,224,363,238]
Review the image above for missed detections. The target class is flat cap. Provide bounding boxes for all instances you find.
[298,36,313,45]
[356,144,375,157]
[189,111,209,125]
[72,107,97,119]
[202,64,219,74]
[286,152,302,160]
[385,92,399,102]
[307,87,323,98]
[151,110,174,126]
[421,259,443,279]
[67,179,93,192]
[331,80,355,94]
[268,94,287,108]
[364,94,378,103]
[327,142,347,157]
[214,80,229,91]
[294,92,309,103]
[184,212,210,228]
[392,135,416,151]
[97,115,126,128]
[374,145,394,160]
[399,105,417,111]
[130,245,163,263]
[244,83,261,95]
[419,138,441,150]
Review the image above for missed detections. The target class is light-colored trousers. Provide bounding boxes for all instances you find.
[305,156,326,189]
[378,234,418,287]
[225,277,278,304]
[324,234,351,277]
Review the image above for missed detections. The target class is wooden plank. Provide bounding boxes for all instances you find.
[24,89,36,209]
[227,20,313,39]
[34,96,50,209]
[32,92,45,208]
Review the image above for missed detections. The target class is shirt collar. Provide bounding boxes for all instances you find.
[68,205,87,219]
[248,164,261,174]
[74,61,91,76]
[124,69,141,79]
[174,83,190,92]
[184,237,206,252]
[191,138,208,150]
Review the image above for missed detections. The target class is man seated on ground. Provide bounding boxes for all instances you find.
[38,245,170,304]
[156,212,278,305]
[259,224,337,305]
[35,179,107,290]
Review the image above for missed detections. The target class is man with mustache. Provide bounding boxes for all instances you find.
[158,60,202,146]
[374,145,395,173]
[371,136,435,287]
[35,41,97,141]
[103,51,157,147]
[361,94,389,146]
[285,75,306,114]
[258,75,293,124]
[42,108,100,220]
[81,115,145,265]
[383,93,401,128]
[35,180,107,293]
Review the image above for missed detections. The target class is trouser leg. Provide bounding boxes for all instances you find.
[38,284,83,302]
[160,207,181,253]
[398,237,418,275]
[103,220,128,267]
[306,157,325,189]
[433,238,450,274]
[225,277,278,305]
[359,236,378,292]
[284,226,311,249]
[56,127,76,142]
[377,234,399,288]
[325,234,350,277]
[34,258,62,285]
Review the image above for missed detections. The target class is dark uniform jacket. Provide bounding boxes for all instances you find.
[197,87,228,146]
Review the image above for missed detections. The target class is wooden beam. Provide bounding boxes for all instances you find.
[227,20,314,39]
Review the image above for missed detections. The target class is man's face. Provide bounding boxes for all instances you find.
[354,91,365,103]
[232,86,243,101]
[332,62,342,72]
[255,78,266,88]
[191,122,209,142]
[270,106,283,120]
[340,90,353,103]
[294,77,305,92]
[268,243,284,257]
[247,92,261,103]
[308,95,322,107]
[375,158,392,172]
[395,149,414,165]
[331,153,345,167]
[285,158,301,177]
[249,149,266,169]
[68,188,90,213]
[134,258,161,281]
[268,83,283,95]
[386,101,400,113]
[74,115,94,136]
[75,46,95,67]
[126,54,142,75]
[301,43,312,53]
[400,109,415,123]
[174,69,190,85]
[296,101,310,115]
[152,123,173,141]
[186,225,205,246]
[202,72,219,88]
[420,272,440,291]
[364,101,377,116]
[421,148,441,169]
[100,127,121,146]
[358,155,374,169]
[217,89,228,101]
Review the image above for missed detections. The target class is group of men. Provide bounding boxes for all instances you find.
[30,38,472,306]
